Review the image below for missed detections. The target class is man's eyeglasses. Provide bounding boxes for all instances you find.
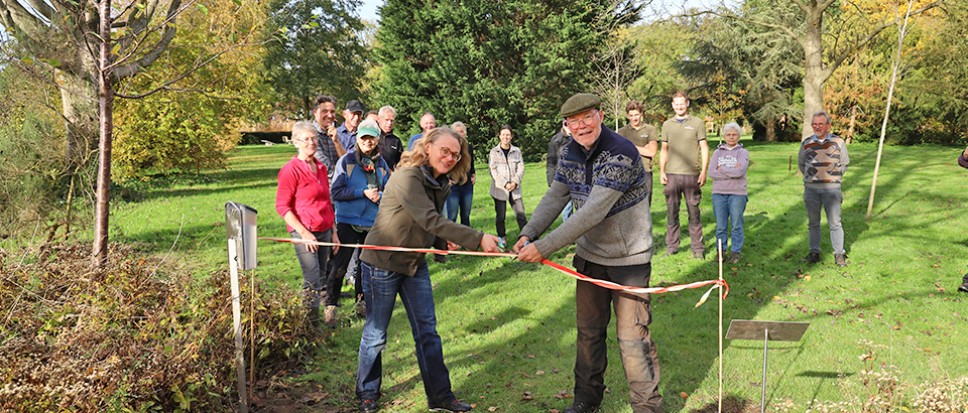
[438,146,462,162]
[565,110,599,129]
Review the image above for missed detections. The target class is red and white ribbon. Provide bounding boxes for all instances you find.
[260,236,729,306]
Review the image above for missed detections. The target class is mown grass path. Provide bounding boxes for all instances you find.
[111,140,968,412]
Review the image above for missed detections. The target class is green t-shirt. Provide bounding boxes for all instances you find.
[617,123,657,171]
[661,115,706,175]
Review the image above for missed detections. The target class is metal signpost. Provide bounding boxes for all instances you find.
[225,202,258,413]
[726,320,809,413]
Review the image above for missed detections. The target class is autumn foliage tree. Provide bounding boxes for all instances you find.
[112,0,272,181]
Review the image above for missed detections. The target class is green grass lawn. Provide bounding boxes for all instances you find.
[107,140,968,412]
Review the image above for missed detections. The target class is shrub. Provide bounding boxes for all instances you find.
[0,65,73,241]
[0,243,322,412]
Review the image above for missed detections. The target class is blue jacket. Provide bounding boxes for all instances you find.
[330,151,391,227]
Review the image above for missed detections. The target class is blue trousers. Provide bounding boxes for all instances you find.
[711,193,747,254]
[447,182,474,226]
[356,260,456,405]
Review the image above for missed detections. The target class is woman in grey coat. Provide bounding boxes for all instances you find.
[488,124,528,243]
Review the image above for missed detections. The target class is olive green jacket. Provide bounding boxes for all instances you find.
[360,165,483,276]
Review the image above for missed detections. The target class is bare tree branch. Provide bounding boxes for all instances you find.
[111,0,186,80]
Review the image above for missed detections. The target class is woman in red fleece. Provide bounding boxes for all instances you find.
[275,120,340,326]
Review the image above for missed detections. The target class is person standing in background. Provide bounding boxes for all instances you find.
[617,100,659,207]
[547,125,574,220]
[489,125,528,244]
[311,95,347,181]
[337,100,366,152]
[447,121,476,227]
[659,91,709,259]
[276,121,340,327]
[377,105,403,170]
[958,146,968,293]
[324,120,390,326]
[707,122,749,264]
[798,111,849,267]
[407,112,437,151]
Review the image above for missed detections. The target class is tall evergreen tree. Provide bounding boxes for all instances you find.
[679,6,802,141]
[373,0,640,160]
[265,0,369,117]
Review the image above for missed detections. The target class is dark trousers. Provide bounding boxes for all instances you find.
[663,174,703,254]
[574,260,662,413]
[644,171,653,209]
[290,229,332,311]
[325,223,366,306]
[493,196,527,238]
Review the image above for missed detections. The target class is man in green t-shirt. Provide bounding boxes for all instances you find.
[617,100,658,206]
[659,91,709,259]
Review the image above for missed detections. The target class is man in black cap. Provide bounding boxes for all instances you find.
[338,99,366,152]
[514,93,662,413]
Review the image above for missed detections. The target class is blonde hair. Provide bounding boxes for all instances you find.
[399,127,471,183]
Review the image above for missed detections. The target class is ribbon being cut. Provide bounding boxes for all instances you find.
[260,236,729,307]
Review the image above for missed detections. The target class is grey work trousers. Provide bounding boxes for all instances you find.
[663,173,703,254]
[573,260,662,413]
[803,186,845,255]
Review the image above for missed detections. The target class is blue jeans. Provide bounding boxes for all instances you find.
[289,229,332,311]
[447,182,474,226]
[804,186,845,254]
[711,194,747,254]
[560,200,574,221]
[356,261,455,404]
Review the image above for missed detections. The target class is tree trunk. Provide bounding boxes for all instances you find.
[846,105,857,144]
[92,0,113,267]
[765,118,776,142]
[56,69,98,172]
[800,4,828,140]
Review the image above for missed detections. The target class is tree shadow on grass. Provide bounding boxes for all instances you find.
[645,142,911,411]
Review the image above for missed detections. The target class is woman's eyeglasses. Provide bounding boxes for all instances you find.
[438,146,462,162]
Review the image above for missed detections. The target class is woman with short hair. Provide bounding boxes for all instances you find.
[275,121,340,325]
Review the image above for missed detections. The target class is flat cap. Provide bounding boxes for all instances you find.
[345,99,365,113]
[560,93,601,118]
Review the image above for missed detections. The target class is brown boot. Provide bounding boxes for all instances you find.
[355,300,367,318]
[323,305,338,328]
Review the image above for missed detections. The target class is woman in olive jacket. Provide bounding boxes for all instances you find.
[488,124,528,242]
[355,127,502,413]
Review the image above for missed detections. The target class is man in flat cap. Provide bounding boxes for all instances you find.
[514,93,662,413]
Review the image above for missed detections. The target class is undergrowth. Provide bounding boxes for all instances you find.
[0,243,321,412]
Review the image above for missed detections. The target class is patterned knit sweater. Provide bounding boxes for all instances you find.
[798,134,850,189]
[522,126,653,266]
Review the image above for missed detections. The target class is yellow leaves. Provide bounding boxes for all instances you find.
[841,0,941,24]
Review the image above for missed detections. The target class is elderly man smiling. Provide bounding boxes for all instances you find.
[513,93,662,413]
